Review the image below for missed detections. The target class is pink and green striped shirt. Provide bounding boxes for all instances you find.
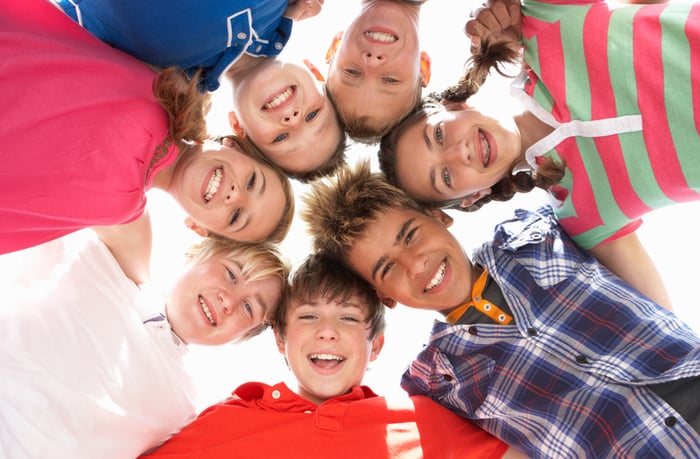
[516,0,700,248]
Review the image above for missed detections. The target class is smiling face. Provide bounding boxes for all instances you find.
[168,143,288,242]
[326,1,425,130]
[394,106,522,205]
[346,207,474,312]
[231,60,342,175]
[165,252,283,346]
[275,295,383,405]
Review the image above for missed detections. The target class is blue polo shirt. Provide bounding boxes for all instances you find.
[56,0,292,91]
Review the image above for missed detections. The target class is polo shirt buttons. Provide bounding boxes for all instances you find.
[664,416,677,427]
[271,390,281,399]
[575,355,588,364]
[274,42,283,50]
[468,326,478,335]
[526,327,538,336]
[237,32,247,40]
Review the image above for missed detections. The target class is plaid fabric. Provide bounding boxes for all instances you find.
[402,206,700,458]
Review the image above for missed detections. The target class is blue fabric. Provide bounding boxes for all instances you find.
[56,0,292,91]
[402,205,700,458]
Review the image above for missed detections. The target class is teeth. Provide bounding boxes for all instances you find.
[425,261,446,292]
[364,31,396,43]
[263,87,294,110]
[204,167,222,202]
[309,353,344,361]
[199,296,216,325]
[479,130,491,166]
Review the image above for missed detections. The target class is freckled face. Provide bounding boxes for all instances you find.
[168,143,288,242]
[394,108,522,204]
[165,253,282,345]
[327,1,422,128]
[276,295,382,405]
[233,61,342,174]
[346,208,473,311]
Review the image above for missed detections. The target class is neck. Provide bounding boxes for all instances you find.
[225,55,272,86]
[513,110,554,166]
[150,141,194,191]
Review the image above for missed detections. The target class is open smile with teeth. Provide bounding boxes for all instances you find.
[263,86,295,110]
[365,31,397,43]
[309,353,345,368]
[204,166,223,202]
[424,260,446,293]
[199,296,216,326]
[478,130,491,167]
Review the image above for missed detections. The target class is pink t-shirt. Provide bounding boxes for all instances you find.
[0,0,177,254]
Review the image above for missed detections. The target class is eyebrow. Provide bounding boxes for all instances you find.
[256,291,270,316]
[370,218,415,282]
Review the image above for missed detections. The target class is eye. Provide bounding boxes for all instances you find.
[305,109,319,122]
[298,314,317,320]
[441,168,452,188]
[405,227,417,245]
[247,172,257,190]
[229,208,241,225]
[380,261,394,280]
[382,77,399,83]
[273,133,289,143]
[341,316,361,323]
[243,301,253,317]
[226,267,237,283]
[344,68,361,76]
[435,123,444,145]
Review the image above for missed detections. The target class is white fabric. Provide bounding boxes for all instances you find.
[0,232,197,458]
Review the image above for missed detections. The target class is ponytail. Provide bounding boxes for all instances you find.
[153,67,211,144]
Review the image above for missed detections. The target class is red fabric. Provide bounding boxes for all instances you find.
[143,382,508,459]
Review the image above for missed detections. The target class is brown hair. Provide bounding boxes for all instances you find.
[379,37,566,212]
[153,67,211,144]
[274,252,385,341]
[185,235,291,341]
[301,160,424,260]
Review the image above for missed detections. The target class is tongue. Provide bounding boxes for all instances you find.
[312,359,342,369]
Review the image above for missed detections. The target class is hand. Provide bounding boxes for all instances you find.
[284,0,324,21]
[465,0,522,51]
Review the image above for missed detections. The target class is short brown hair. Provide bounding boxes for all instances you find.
[301,160,424,260]
[185,235,291,341]
[275,252,385,341]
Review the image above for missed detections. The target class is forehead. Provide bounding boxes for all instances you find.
[290,294,368,314]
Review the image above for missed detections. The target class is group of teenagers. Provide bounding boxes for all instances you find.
[2,0,700,457]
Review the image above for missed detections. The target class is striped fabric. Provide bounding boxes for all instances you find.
[402,206,700,458]
[515,0,700,248]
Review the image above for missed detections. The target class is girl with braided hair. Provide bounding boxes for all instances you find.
[378,0,699,310]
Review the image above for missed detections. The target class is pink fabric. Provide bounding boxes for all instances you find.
[0,0,177,254]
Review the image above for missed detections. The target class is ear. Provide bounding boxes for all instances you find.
[427,208,454,228]
[325,31,343,64]
[303,59,325,83]
[184,217,210,238]
[227,111,245,137]
[369,334,385,362]
[458,189,492,208]
[379,293,397,309]
[419,51,431,87]
[273,328,286,355]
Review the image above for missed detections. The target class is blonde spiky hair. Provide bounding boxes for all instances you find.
[301,160,424,259]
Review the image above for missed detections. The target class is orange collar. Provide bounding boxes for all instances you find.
[445,269,513,325]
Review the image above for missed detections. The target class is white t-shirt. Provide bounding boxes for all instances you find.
[0,233,197,458]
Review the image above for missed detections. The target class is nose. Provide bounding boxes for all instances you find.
[443,142,471,167]
[315,318,339,341]
[218,286,239,315]
[224,182,248,205]
[281,108,301,127]
[403,250,428,280]
[362,49,386,66]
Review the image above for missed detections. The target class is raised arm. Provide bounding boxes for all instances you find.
[284,0,324,22]
[465,0,522,51]
[91,211,153,285]
[589,231,673,311]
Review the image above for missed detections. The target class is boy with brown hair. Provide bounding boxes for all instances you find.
[143,252,515,458]
[301,160,700,458]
